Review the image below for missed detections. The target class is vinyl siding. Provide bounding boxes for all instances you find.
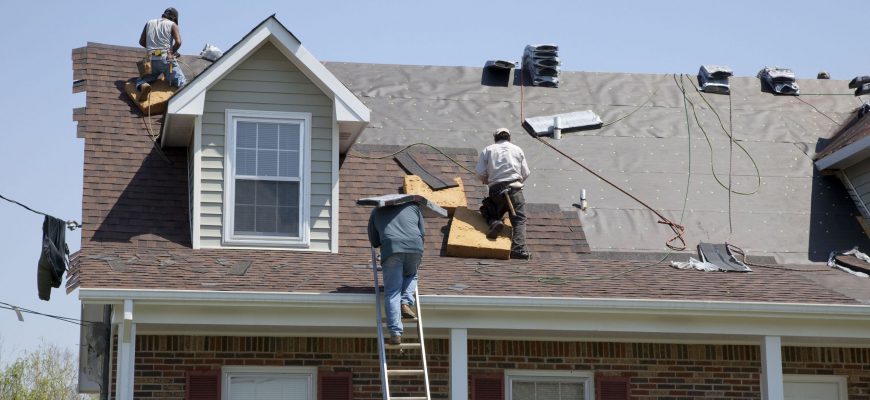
[199,42,334,251]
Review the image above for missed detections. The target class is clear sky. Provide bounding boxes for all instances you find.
[0,0,867,364]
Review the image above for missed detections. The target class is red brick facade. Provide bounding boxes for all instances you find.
[127,335,870,399]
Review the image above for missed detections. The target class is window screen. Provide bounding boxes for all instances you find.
[233,120,302,238]
[511,379,585,400]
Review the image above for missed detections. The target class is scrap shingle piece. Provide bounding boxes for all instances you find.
[698,243,752,272]
[394,152,458,190]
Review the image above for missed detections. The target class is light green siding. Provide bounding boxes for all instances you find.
[199,42,334,251]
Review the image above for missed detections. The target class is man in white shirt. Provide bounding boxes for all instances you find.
[475,128,532,259]
[135,7,186,101]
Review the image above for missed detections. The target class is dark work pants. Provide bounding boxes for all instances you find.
[480,182,528,254]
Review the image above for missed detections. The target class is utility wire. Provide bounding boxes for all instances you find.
[0,301,90,326]
[0,193,81,230]
[794,96,842,126]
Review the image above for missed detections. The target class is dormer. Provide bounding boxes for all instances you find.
[160,16,370,252]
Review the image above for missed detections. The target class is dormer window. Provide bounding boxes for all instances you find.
[223,109,311,246]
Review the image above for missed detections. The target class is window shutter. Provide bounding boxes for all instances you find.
[186,371,221,400]
[596,375,630,400]
[318,371,352,400]
[471,374,504,400]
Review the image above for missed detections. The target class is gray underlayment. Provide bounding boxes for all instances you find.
[327,62,869,264]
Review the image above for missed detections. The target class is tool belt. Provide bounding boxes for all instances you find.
[488,180,520,196]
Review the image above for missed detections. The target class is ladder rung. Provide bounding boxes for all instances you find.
[385,342,421,349]
[387,369,424,376]
[388,397,428,400]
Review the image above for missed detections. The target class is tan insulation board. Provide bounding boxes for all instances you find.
[124,79,174,115]
[446,206,512,260]
[403,175,467,215]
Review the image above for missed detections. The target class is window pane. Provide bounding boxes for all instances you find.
[237,122,257,148]
[279,124,300,150]
[561,383,584,400]
[512,381,535,400]
[258,123,279,149]
[256,181,278,206]
[255,206,277,233]
[228,374,309,400]
[235,179,255,205]
[277,182,299,207]
[235,205,255,232]
[237,149,257,176]
[279,150,300,178]
[537,382,560,399]
[258,149,279,177]
[277,206,299,236]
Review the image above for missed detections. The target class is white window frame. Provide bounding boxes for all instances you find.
[223,109,311,247]
[221,366,317,400]
[784,374,848,400]
[505,370,594,400]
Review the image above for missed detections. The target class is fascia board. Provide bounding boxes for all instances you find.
[79,289,870,319]
[815,135,870,170]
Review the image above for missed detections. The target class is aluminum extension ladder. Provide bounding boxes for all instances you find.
[371,247,432,400]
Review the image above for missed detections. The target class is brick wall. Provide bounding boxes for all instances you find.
[127,335,870,399]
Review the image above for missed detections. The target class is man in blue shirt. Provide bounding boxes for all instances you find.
[368,202,426,345]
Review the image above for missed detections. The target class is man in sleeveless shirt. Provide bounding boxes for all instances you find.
[135,7,186,101]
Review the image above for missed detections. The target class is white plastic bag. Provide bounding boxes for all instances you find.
[200,44,223,61]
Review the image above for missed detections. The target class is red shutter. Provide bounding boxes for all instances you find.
[318,371,352,400]
[471,373,504,400]
[186,371,221,400]
[596,375,630,400]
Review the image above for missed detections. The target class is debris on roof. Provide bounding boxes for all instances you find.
[446,206,512,260]
[523,110,603,137]
[522,44,560,87]
[757,66,800,95]
[827,248,870,277]
[199,43,223,61]
[856,83,870,96]
[698,65,733,94]
[671,243,752,272]
[849,76,870,89]
[394,152,459,190]
[403,175,467,215]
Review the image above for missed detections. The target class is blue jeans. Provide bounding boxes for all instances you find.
[135,57,186,89]
[382,252,420,337]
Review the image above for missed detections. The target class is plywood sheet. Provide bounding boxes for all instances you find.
[124,79,175,115]
[446,206,511,260]
[403,175,467,215]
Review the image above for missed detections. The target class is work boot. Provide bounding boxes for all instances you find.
[401,304,417,319]
[510,250,532,260]
[387,335,401,345]
[486,220,504,239]
[137,83,152,102]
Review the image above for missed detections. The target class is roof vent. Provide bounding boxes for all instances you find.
[757,66,800,95]
[850,76,870,96]
[698,65,733,94]
[523,44,560,87]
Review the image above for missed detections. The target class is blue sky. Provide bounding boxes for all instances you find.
[0,0,866,362]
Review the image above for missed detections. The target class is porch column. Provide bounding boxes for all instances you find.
[115,299,136,400]
[760,335,784,400]
[450,328,468,400]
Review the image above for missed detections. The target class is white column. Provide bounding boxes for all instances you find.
[760,336,784,400]
[450,328,468,400]
[115,299,136,400]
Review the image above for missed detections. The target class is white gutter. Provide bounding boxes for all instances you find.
[815,135,870,170]
[79,288,870,319]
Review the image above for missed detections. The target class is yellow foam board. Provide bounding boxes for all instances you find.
[403,175,467,215]
[446,206,512,260]
[124,79,175,115]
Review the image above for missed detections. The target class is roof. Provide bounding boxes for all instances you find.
[70,42,870,306]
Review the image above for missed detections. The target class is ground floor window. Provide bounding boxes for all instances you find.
[784,374,847,400]
[506,370,592,400]
[223,366,316,400]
